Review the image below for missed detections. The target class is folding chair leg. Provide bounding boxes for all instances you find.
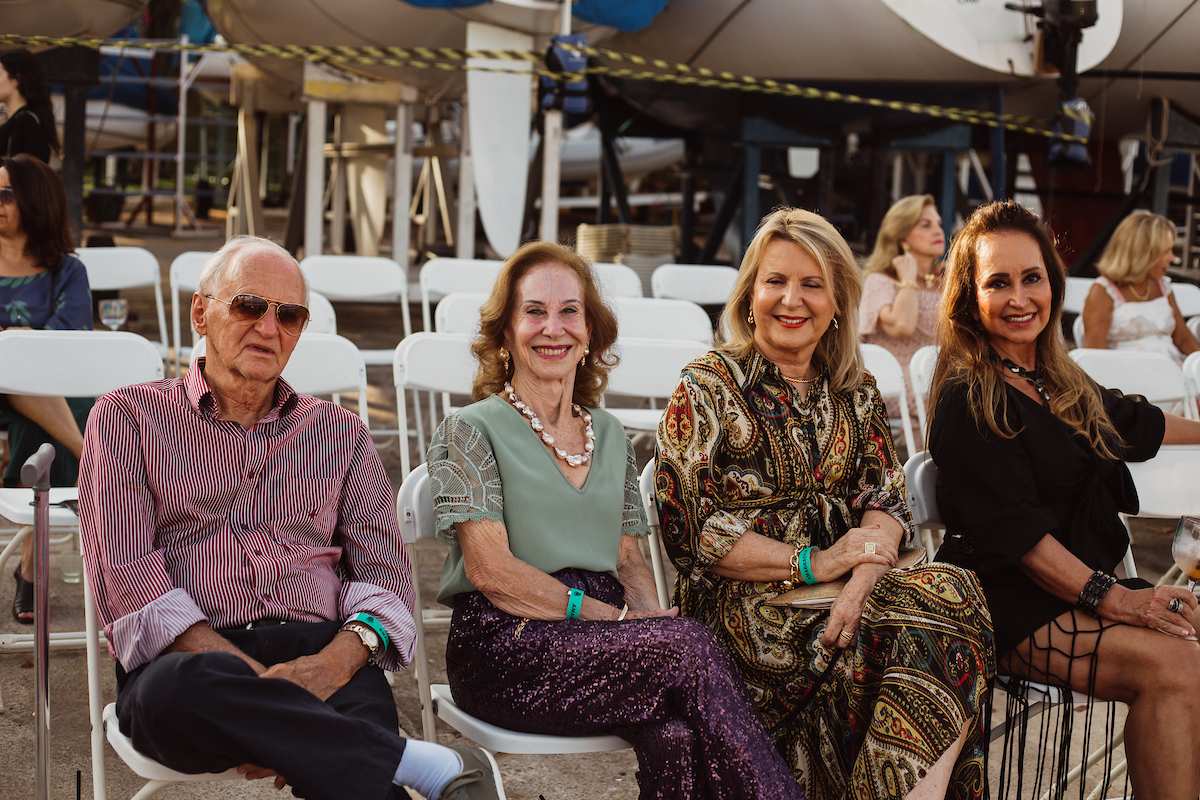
[85,568,108,800]
[407,542,437,742]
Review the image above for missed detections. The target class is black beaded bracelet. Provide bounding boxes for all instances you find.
[1077,571,1117,617]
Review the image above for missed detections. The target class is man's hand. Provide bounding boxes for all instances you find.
[237,764,287,790]
[259,631,370,701]
[164,622,267,675]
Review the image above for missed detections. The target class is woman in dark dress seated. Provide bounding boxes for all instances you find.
[929,200,1200,800]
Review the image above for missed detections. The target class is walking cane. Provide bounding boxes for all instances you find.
[22,443,55,800]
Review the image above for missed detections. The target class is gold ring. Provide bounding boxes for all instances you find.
[838,630,853,640]
[865,542,876,555]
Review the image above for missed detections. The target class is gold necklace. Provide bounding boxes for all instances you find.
[782,374,817,385]
[503,382,595,467]
[1128,281,1152,302]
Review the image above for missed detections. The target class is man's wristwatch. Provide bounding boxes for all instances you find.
[341,620,382,664]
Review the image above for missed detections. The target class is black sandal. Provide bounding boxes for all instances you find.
[12,568,33,624]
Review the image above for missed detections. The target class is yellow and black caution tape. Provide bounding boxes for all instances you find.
[0,33,1084,143]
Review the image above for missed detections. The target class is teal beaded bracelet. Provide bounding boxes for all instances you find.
[798,546,817,585]
[566,588,584,620]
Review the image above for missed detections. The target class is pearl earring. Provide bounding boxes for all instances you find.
[580,344,590,367]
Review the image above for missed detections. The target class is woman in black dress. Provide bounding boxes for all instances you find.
[0,49,60,162]
[928,200,1200,800]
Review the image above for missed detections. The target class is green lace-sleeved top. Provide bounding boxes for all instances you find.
[427,393,650,606]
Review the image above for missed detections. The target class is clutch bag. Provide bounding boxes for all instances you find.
[764,546,927,609]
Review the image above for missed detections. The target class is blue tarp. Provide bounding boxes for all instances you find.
[398,0,668,32]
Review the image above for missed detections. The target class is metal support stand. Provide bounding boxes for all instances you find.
[24,443,56,800]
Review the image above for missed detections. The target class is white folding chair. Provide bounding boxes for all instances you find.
[0,330,163,712]
[1072,314,1087,348]
[637,461,672,611]
[861,344,917,459]
[433,292,490,335]
[904,451,1133,796]
[393,333,478,477]
[1063,276,1093,316]
[399,462,665,760]
[1183,351,1200,421]
[1172,282,1200,318]
[612,297,713,344]
[908,345,939,439]
[305,290,338,335]
[300,254,412,338]
[419,258,503,335]
[592,262,644,299]
[281,333,369,424]
[1069,349,1187,411]
[605,338,710,433]
[1125,443,1200,584]
[650,263,739,305]
[77,246,170,361]
[167,251,211,377]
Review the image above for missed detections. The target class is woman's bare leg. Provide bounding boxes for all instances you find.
[906,721,970,800]
[1001,611,1200,800]
[7,394,84,458]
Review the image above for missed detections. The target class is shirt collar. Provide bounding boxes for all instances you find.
[184,358,299,422]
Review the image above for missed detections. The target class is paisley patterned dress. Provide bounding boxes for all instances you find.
[656,350,996,800]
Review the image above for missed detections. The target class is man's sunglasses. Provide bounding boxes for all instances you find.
[204,294,310,334]
[0,188,14,206]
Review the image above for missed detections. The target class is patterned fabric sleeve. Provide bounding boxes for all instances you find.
[848,374,916,546]
[427,414,505,544]
[622,438,650,537]
[656,364,752,579]
[857,272,897,337]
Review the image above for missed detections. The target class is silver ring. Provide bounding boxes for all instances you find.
[864,542,876,555]
[1169,597,1184,614]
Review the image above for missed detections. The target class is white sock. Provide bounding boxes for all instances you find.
[393,740,463,800]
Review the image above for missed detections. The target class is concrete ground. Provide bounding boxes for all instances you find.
[0,211,1177,798]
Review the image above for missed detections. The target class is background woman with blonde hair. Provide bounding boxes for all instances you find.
[658,207,994,800]
[859,194,945,447]
[1080,210,1198,361]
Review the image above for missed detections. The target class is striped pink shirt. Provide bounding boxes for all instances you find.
[79,360,416,673]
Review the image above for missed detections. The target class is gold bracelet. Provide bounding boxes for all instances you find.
[616,604,629,621]
[895,279,919,291]
[789,545,801,585]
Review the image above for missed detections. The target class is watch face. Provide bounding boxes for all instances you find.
[362,628,380,648]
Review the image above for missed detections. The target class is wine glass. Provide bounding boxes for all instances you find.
[99,298,128,332]
[1171,516,1200,594]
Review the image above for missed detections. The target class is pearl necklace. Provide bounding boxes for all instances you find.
[503,382,595,467]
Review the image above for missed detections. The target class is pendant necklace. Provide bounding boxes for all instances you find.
[994,355,1051,403]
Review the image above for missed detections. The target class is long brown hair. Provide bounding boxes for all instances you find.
[862,194,935,278]
[929,200,1121,457]
[0,49,60,157]
[717,207,865,392]
[1,154,74,271]
[471,241,618,407]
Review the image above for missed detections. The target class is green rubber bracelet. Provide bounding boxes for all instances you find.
[347,612,390,652]
[566,588,584,620]
[798,546,817,585]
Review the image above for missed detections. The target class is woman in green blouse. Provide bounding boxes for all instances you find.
[426,241,804,799]
[656,208,996,800]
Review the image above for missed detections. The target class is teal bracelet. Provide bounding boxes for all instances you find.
[798,546,817,585]
[566,588,584,620]
[347,612,390,652]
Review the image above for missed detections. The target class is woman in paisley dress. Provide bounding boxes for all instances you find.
[656,208,995,800]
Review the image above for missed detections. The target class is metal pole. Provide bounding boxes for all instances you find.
[305,99,327,258]
[24,443,55,800]
[538,1,572,242]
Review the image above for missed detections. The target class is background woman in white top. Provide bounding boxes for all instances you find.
[1082,210,1199,363]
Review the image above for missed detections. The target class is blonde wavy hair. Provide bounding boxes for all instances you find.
[717,207,865,393]
[1095,210,1177,286]
[929,200,1122,458]
[470,241,618,408]
[862,194,935,278]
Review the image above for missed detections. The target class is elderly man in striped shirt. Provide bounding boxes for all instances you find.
[78,236,504,800]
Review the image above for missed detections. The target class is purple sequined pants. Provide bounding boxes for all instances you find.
[447,569,805,800]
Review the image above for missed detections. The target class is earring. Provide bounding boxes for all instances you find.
[747,309,755,326]
[830,317,839,330]
[499,347,510,372]
[580,344,590,367]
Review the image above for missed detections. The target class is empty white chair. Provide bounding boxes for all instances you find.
[300,254,412,341]
[861,344,917,458]
[306,290,338,335]
[605,338,710,432]
[908,345,939,438]
[77,246,170,360]
[419,258,503,334]
[593,262,644,299]
[167,250,211,376]
[433,291,490,335]
[1173,282,1200,318]
[612,297,713,345]
[1063,276,1094,316]
[1069,349,1187,409]
[651,263,739,305]
[393,333,478,476]
[1072,314,1087,348]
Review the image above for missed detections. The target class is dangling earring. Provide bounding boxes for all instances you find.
[499,347,510,373]
[830,317,839,330]
[580,344,590,367]
[747,309,755,326]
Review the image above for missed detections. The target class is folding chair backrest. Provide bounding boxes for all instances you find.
[651,263,738,305]
[861,343,916,457]
[1183,351,1200,421]
[393,332,478,475]
[77,246,169,357]
[607,338,709,400]
[279,333,368,424]
[0,330,164,396]
[1069,348,1186,406]
[637,460,673,610]
[433,292,489,335]
[612,297,713,344]
[307,290,338,335]
[1072,314,1086,348]
[168,250,212,376]
[909,345,938,437]
[1173,282,1200,318]
[300,254,411,339]
[593,262,644,298]
[903,451,941,527]
[1063,276,1093,315]
[1124,444,1200,518]
[419,258,503,331]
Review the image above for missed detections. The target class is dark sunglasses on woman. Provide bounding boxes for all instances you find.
[0,188,14,205]
[204,293,310,334]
